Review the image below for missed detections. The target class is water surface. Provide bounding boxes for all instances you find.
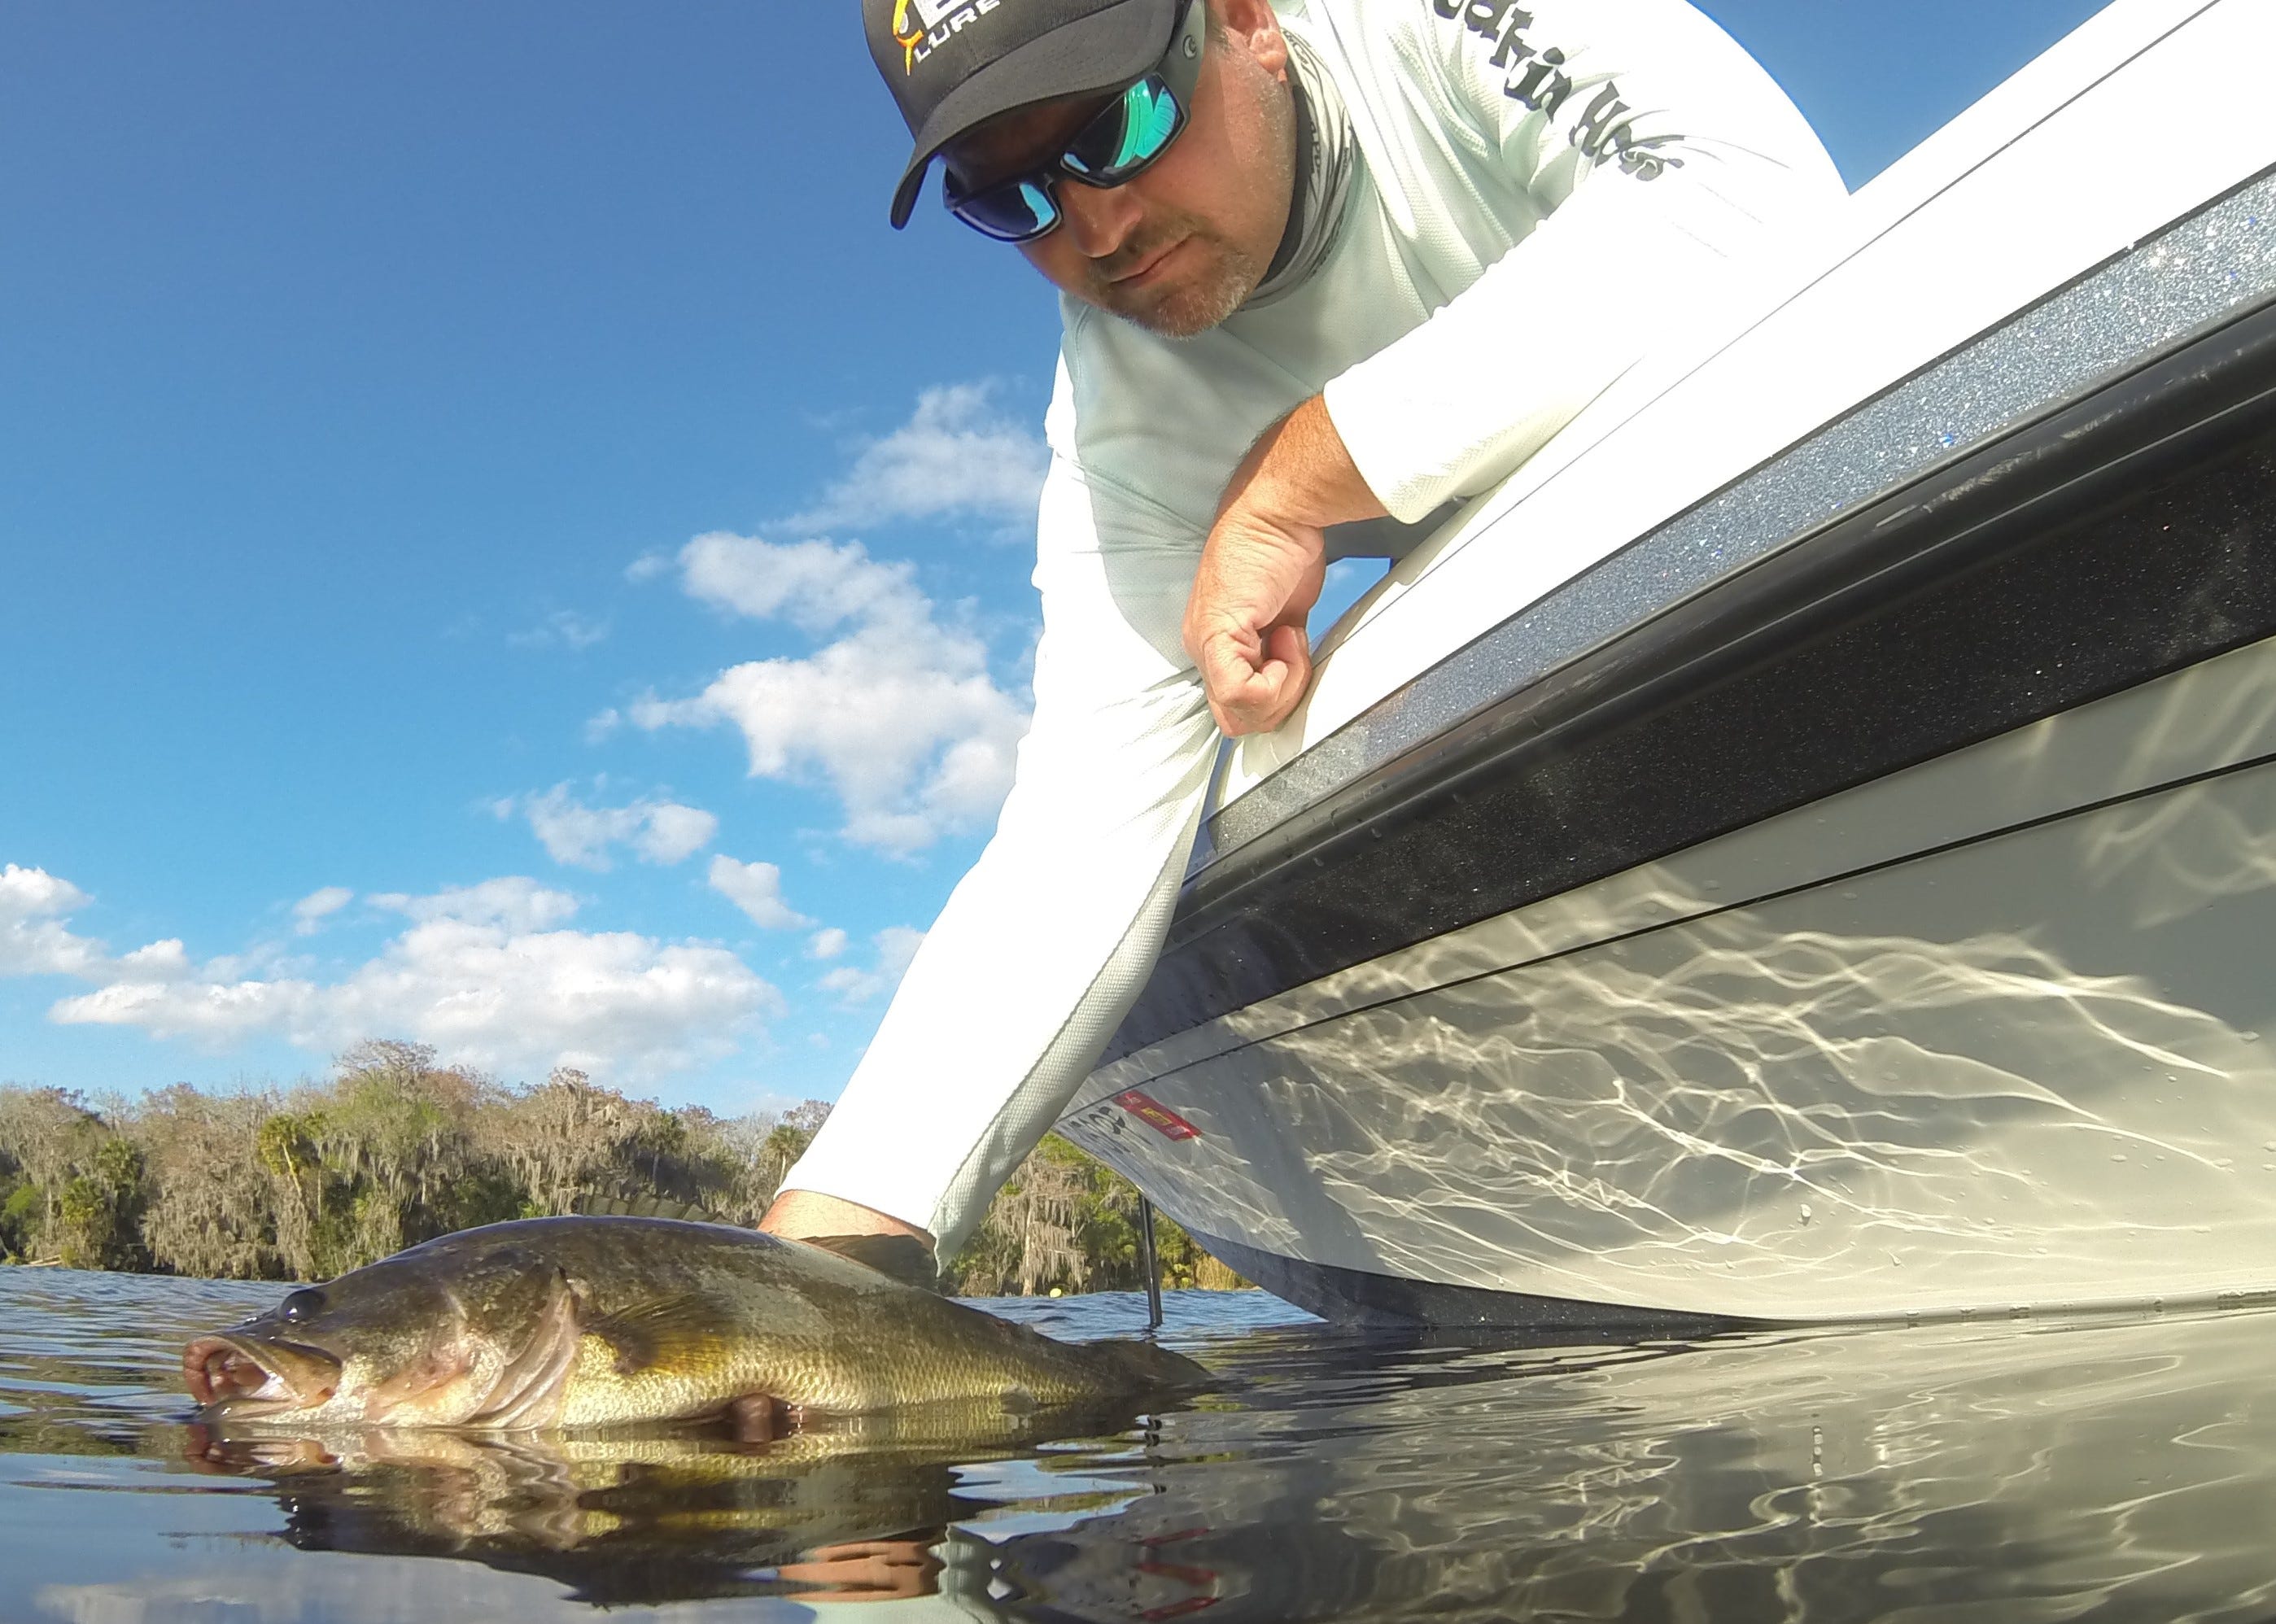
[5,1267,2276,1621]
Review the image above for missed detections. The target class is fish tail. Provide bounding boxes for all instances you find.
[1087,1337,1210,1392]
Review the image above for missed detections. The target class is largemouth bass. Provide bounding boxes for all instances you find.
[182,1216,1206,1434]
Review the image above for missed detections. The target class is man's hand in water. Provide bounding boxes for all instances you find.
[1183,395,1387,736]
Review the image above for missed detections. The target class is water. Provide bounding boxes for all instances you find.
[6,1268,2276,1622]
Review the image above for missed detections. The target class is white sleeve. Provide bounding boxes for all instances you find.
[1324,0,1849,522]
[778,379,1220,1262]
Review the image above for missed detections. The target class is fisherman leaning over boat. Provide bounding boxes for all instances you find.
[759,0,1846,1277]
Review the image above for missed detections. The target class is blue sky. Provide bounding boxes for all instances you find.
[0,0,2106,1116]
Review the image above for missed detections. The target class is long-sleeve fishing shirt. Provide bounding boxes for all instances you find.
[783,0,1847,1260]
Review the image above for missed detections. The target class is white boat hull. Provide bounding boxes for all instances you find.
[1065,642,2276,1324]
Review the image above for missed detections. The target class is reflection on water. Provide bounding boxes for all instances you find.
[8,1268,2276,1620]
[193,1430,970,1605]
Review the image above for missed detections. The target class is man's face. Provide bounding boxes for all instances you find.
[945,1,1296,339]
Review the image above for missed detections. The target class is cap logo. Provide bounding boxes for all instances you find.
[892,0,1015,76]
[890,0,925,72]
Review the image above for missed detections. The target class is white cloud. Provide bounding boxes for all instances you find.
[0,865,106,978]
[291,886,354,936]
[116,939,194,980]
[504,784,719,871]
[625,552,674,584]
[632,534,1029,854]
[507,609,609,651]
[639,802,720,866]
[707,856,812,930]
[786,383,1047,535]
[817,924,927,1006]
[50,877,780,1083]
[679,532,928,632]
[369,877,581,933]
[808,927,848,961]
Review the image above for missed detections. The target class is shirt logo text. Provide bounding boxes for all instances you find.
[1434,0,1684,179]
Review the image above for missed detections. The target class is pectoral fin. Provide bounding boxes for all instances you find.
[582,1294,723,1376]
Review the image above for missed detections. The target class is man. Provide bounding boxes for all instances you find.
[762,0,1843,1278]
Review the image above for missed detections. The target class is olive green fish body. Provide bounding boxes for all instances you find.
[184,1216,1205,1433]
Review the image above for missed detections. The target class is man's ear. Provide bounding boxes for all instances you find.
[1214,0,1291,80]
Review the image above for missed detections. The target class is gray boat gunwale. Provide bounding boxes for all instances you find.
[1202,164,2276,873]
[1102,169,2276,1064]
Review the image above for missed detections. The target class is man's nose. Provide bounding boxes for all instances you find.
[1057,181,1143,259]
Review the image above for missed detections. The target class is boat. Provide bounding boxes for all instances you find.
[1053,0,2276,1327]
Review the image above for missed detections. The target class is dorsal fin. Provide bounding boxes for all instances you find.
[568,1190,717,1223]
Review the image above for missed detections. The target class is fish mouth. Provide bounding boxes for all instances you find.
[183,1334,343,1420]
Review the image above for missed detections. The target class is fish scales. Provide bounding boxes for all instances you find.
[183,1216,1205,1434]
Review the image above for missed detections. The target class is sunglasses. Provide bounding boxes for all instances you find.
[942,0,1207,243]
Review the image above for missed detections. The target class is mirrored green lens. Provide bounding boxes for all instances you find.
[1064,78,1182,181]
[1109,80,1178,169]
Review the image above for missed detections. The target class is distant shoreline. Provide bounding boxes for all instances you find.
[1,1039,1247,1294]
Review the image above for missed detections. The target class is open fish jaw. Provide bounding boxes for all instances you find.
[183,1334,342,1419]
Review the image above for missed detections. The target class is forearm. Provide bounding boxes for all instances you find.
[1221,394,1387,532]
[759,1189,930,1245]
[775,482,1224,1263]
[1182,396,1387,736]
[775,688,1217,1263]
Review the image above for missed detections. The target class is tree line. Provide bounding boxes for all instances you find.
[0,1040,1244,1294]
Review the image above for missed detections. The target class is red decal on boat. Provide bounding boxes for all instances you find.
[1115,1090,1201,1140]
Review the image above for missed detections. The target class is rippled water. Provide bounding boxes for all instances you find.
[7,1268,2276,1621]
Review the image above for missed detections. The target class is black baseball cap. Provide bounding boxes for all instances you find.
[863,0,1183,229]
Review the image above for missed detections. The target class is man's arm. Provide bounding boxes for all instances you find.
[761,1188,930,1245]
[1321,0,1847,528]
[1184,2,1843,731]
[760,1190,940,1290]
[762,404,1222,1269]
[1182,395,1387,736]
[775,402,1365,1248]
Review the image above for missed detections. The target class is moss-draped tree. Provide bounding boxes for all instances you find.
[0,1045,1245,1294]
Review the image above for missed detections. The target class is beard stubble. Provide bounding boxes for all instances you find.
[1080,216,1269,339]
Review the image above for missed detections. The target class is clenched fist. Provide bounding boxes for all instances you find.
[1182,395,1386,736]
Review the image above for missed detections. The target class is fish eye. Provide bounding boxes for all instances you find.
[279,1289,325,1325]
